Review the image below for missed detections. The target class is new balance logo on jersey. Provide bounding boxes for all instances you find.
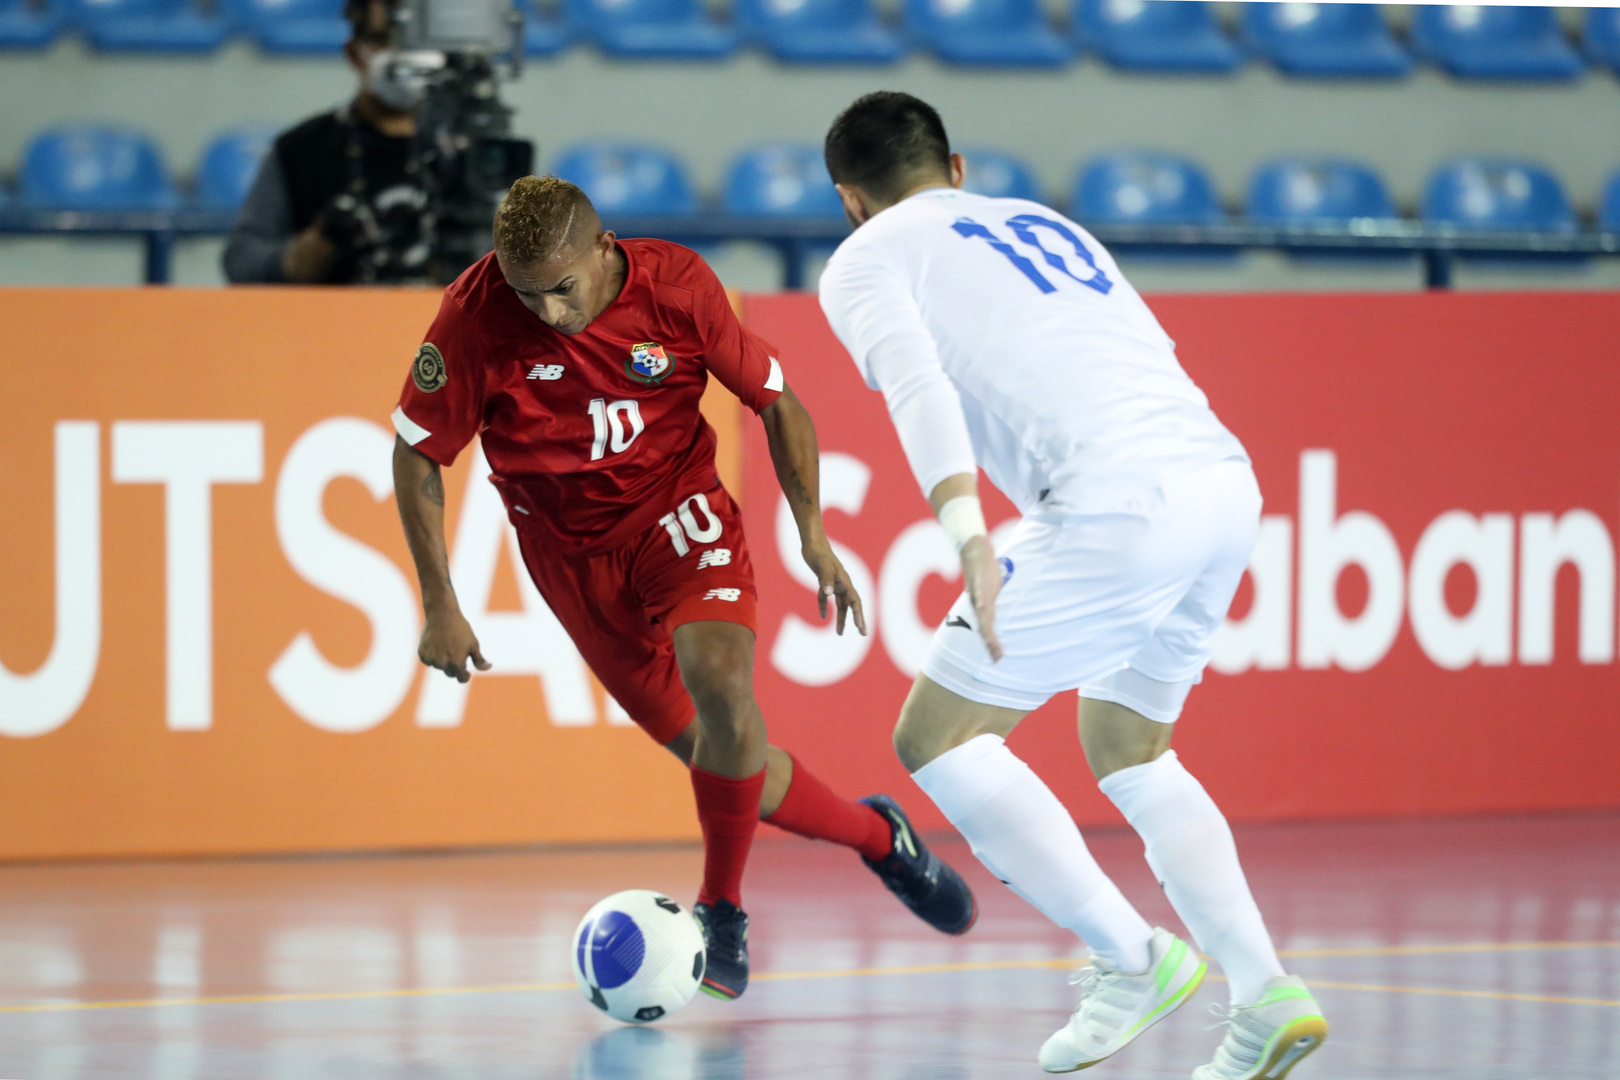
[697,548,732,569]
[527,364,565,381]
[703,588,742,602]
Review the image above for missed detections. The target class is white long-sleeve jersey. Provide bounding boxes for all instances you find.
[818,187,1248,517]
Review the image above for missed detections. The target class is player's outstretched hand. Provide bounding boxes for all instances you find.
[418,607,492,683]
[803,541,868,637]
[959,536,1004,663]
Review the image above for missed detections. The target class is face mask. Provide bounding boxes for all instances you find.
[365,50,442,111]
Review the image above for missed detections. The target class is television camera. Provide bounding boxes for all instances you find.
[376,0,535,282]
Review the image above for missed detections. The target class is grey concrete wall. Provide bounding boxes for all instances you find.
[2,25,1618,287]
[5,33,1620,207]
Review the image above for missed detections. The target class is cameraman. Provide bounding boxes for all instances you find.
[223,0,432,284]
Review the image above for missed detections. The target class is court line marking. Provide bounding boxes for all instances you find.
[1199,971,1620,1009]
[0,984,577,1014]
[1279,940,1620,959]
[1302,979,1620,1009]
[1,940,1614,1015]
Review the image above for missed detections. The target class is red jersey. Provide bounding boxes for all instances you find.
[392,239,782,554]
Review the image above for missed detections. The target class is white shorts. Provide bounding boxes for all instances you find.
[921,459,1261,720]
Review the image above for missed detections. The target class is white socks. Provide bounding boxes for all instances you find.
[912,734,1153,972]
[1099,749,1286,1006]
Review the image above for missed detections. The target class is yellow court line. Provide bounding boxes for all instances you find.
[1306,979,1620,1009]
[0,983,575,1014]
[1203,971,1620,1009]
[753,958,1072,982]
[1280,940,1620,959]
[0,965,1077,1014]
[1,940,1614,1015]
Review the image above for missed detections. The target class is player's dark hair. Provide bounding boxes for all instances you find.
[824,92,952,206]
[344,0,395,41]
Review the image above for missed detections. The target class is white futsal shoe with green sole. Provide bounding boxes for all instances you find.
[1193,976,1328,1080]
[1039,927,1207,1073]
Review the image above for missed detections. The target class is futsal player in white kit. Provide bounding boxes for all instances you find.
[818,93,1329,1079]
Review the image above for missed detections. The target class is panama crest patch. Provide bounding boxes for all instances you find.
[412,343,448,393]
[625,342,675,385]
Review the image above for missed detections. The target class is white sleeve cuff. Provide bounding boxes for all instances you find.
[392,406,431,446]
[938,495,989,551]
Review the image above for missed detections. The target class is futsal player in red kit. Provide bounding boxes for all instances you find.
[391,176,976,1000]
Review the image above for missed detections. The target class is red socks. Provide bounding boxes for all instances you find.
[691,756,898,906]
[691,765,766,907]
[764,753,894,863]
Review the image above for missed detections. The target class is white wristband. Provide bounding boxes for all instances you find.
[938,495,988,552]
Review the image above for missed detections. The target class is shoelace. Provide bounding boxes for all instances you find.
[1203,1001,1267,1067]
[708,916,745,960]
[1062,963,1141,1049]
[1069,965,1103,990]
[1066,965,1119,1016]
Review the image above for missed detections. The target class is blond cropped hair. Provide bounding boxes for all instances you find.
[493,176,598,265]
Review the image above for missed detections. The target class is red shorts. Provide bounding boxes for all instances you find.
[514,483,757,746]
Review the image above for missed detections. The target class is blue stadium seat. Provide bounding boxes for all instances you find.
[1247,158,1396,224]
[552,144,697,215]
[228,0,346,52]
[19,125,180,210]
[0,0,64,48]
[519,0,571,55]
[723,145,843,217]
[958,147,1041,202]
[70,0,229,51]
[737,0,901,64]
[1411,5,1582,81]
[1422,158,1574,231]
[903,0,1070,68]
[1585,7,1620,73]
[1241,3,1409,78]
[564,0,738,59]
[194,125,277,210]
[1076,0,1240,73]
[1601,170,1620,230]
[1073,151,1222,224]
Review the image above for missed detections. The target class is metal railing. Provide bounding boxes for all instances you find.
[3,208,1617,289]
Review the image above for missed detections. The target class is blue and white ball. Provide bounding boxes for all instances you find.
[572,890,706,1024]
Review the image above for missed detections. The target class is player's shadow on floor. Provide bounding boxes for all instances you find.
[572,1026,745,1080]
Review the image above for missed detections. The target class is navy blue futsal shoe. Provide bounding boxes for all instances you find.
[692,899,749,1000]
[859,795,978,935]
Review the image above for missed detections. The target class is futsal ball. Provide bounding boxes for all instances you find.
[572,889,706,1024]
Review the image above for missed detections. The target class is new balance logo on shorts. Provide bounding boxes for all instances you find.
[697,548,732,569]
[527,364,565,380]
[703,588,742,602]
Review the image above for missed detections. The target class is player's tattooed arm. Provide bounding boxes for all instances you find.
[760,386,868,637]
[760,385,824,536]
[420,467,445,508]
[788,472,812,510]
[393,436,490,682]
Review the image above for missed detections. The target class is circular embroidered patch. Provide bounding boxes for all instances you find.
[412,343,447,393]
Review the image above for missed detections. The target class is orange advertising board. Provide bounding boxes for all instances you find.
[8,287,1620,864]
[0,289,743,860]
